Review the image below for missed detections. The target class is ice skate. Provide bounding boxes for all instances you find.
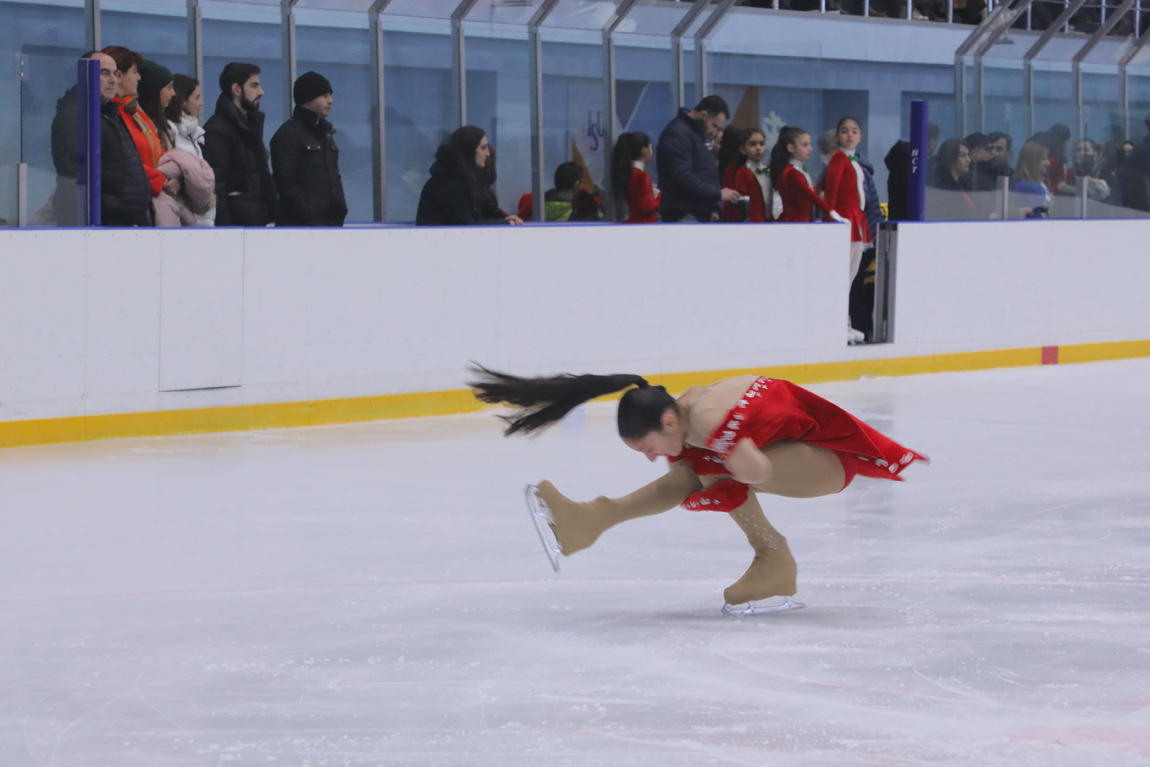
[525,484,562,571]
[722,494,800,606]
[722,595,805,616]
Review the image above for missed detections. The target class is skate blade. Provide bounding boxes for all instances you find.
[524,484,562,572]
[722,596,805,616]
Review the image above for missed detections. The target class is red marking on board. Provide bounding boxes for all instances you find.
[1041,346,1059,365]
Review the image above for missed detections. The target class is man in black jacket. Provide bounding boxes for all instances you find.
[203,62,277,226]
[270,71,347,227]
[655,95,740,222]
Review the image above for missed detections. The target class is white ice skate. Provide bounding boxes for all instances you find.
[524,484,562,572]
[721,596,805,616]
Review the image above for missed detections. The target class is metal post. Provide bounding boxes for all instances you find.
[864,0,870,16]
[451,0,480,130]
[187,0,204,96]
[16,163,27,228]
[998,174,1010,219]
[873,223,897,343]
[602,0,639,222]
[972,1,1038,135]
[953,13,1002,140]
[84,0,100,52]
[1077,175,1088,218]
[529,0,563,224]
[1118,24,1150,139]
[369,0,394,222]
[1070,0,1134,143]
[1022,0,1091,137]
[693,0,738,102]
[281,0,299,123]
[670,0,710,115]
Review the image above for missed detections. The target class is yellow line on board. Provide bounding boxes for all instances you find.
[1,338,1146,450]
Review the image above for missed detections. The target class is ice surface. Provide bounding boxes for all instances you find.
[2,359,1149,766]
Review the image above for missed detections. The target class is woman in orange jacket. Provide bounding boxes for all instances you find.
[103,47,174,202]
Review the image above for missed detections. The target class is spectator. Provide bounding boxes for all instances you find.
[1062,138,1111,201]
[610,131,659,224]
[721,128,769,223]
[716,126,744,187]
[93,52,151,226]
[540,161,582,222]
[203,62,277,227]
[773,126,837,223]
[154,144,216,228]
[137,60,175,151]
[1118,125,1150,212]
[929,138,976,219]
[823,116,871,345]
[926,121,941,186]
[164,74,216,225]
[884,139,910,221]
[985,131,1014,180]
[815,129,838,192]
[711,127,724,162]
[568,189,601,221]
[103,47,171,209]
[270,71,347,228]
[416,126,522,226]
[655,95,741,222]
[1012,140,1052,218]
[50,50,101,226]
[1043,123,1071,195]
[963,132,996,191]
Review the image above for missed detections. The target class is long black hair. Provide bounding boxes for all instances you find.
[467,364,679,438]
[769,126,808,189]
[164,73,200,124]
[435,125,487,213]
[717,126,746,184]
[611,131,651,203]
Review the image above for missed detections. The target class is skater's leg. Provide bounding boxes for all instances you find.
[750,440,846,498]
[722,493,798,605]
[536,461,702,556]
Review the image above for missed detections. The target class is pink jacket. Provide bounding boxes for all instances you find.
[154,150,216,227]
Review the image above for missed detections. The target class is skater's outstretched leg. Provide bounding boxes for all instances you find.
[722,493,798,605]
[535,462,702,556]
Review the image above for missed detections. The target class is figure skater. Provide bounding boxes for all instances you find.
[469,367,925,615]
[823,117,871,345]
[720,128,769,223]
[770,126,838,223]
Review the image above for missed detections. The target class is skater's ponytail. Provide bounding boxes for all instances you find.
[468,364,678,438]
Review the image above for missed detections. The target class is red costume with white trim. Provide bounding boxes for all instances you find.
[822,150,871,244]
[721,164,766,223]
[625,167,659,224]
[776,162,834,223]
[672,377,926,512]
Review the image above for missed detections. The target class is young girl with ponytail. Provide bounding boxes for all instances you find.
[469,366,925,615]
[771,126,838,223]
[611,132,660,223]
[720,128,769,223]
[823,117,871,344]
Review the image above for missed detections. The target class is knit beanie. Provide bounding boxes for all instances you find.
[137,60,173,101]
[294,71,332,106]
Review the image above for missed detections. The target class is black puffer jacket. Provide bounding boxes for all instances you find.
[270,105,347,227]
[52,86,79,179]
[99,99,152,227]
[655,108,721,222]
[415,148,508,226]
[203,93,277,226]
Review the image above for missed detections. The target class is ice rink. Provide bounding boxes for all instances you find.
[2,358,1149,766]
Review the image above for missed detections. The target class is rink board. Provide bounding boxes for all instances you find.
[0,220,1148,447]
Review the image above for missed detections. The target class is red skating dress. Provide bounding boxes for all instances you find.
[776,161,834,223]
[721,164,766,223]
[669,376,926,512]
[822,150,870,245]
[625,166,660,224]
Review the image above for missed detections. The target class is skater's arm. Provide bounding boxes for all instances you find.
[725,438,772,486]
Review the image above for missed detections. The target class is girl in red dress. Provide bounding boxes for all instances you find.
[610,132,660,224]
[770,126,836,223]
[720,128,768,222]
[823,117,871,344]
[469,367,925,615]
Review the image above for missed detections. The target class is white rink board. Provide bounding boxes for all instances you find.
[1,219,1149,423]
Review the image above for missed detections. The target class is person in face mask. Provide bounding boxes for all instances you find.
[1061,139,1111,201]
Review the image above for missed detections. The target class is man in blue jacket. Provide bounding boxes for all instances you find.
[656,95,741,222]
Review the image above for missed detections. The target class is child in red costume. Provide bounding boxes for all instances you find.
[610,132,660,223]
[823,117,871,344]
[720,128,769,223]
[770,126,836,223]
[470,367,926,614]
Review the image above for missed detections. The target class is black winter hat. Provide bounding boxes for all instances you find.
[294,71,332,105]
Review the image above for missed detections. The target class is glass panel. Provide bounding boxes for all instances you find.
[3,0,87,226]
[295,8,374,222]
[101,0,189,76]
